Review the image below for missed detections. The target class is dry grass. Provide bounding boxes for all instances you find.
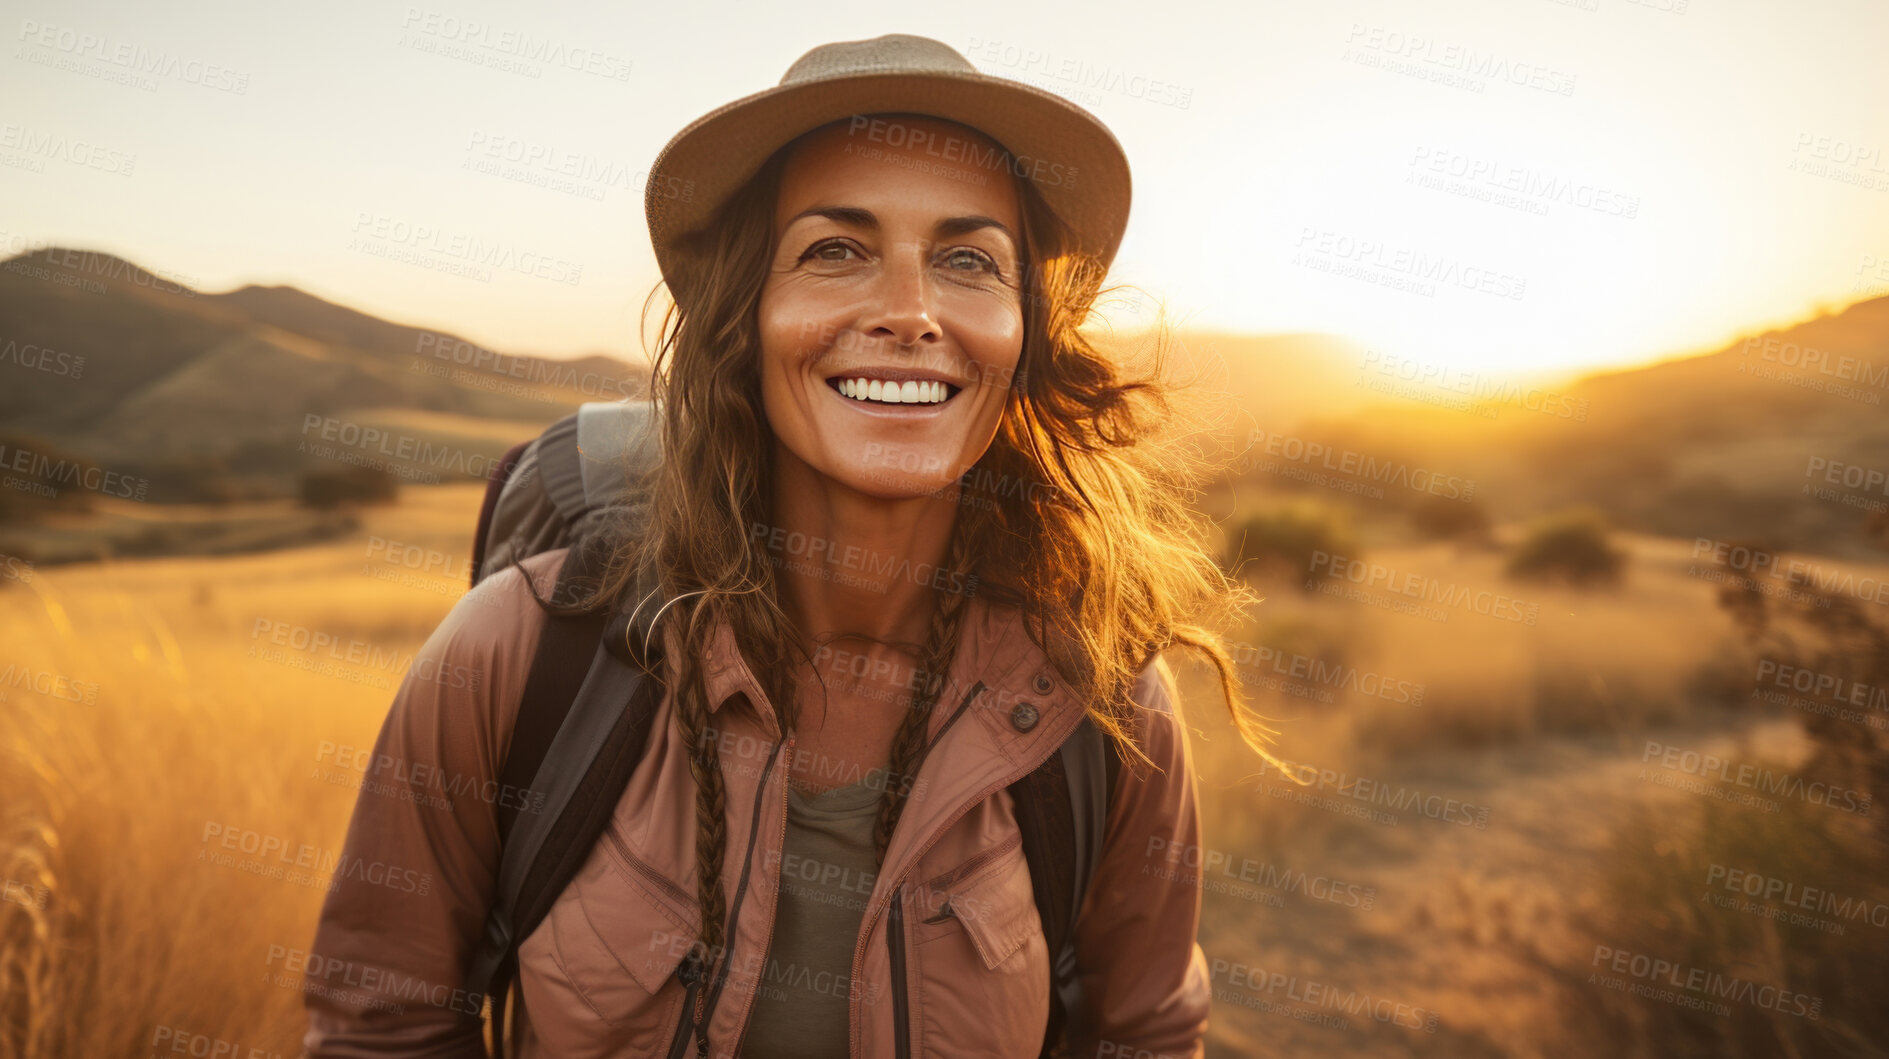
[1204,533,1734,773]
[1174,523,1889,1057]
[0,485,481,1058]
[3,481,1883,1057]
[1581,789,1889,1059]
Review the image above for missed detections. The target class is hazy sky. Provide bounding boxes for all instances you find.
[5,0,1886,377]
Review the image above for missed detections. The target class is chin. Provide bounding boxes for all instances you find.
[831,449,964,502]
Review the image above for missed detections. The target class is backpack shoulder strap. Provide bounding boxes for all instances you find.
[490,604,607,844]
[465,548,671,1055]
[1010,714,1121,1058]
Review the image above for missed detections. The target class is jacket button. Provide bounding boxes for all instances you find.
[1010,702,1040,732]
[1032,673,1053,695]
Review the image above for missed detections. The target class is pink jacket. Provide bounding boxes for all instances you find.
[301,546,1210,1058]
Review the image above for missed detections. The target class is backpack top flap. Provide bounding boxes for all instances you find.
[475,399,660,587]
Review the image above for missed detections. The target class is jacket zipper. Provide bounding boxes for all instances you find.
[728,733,794,1057]
[667,952,706,1059]
[849,681,987,1057]
[914,830,1021,900]
[888,882,911,1059]
[604,827,697,914]
[607,815,712,1057]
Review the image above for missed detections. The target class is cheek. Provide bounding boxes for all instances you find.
[756,283,802,371]
[961,306,1025,408]
[758,278,858,384]
[756,282,828,405]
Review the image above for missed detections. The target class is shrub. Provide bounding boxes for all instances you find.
[1225,501,1360,592]
[1505,506,1625,587]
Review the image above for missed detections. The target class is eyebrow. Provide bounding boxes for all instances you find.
[784,206,1017,248]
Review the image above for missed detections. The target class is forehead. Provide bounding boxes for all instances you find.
[774,116,1022,232]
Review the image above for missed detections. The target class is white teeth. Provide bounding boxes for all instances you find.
[836,377,951,405]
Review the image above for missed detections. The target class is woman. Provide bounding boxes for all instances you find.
[302,33,1278,1059]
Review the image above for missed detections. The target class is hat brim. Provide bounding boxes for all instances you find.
[644,69,1130,301]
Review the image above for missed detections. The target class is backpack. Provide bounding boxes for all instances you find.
[460,400,1121,1057]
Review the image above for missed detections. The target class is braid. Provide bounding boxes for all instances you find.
[872,536,975,866]
[670,640,728,1055]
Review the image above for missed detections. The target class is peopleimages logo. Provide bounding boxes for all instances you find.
[1309,551,1538,626]
[1255,756,1492,829]
[1640,740,1872,816]
[299,414,508,481]
[0,338,84,379]
[395,9,632,81]
[1341,23,1577,96]
[1704,863,1889,929]
[1590,945,1821,1019]
[846,115,1078,190]
[1144,839,1378,909]
[1245,428,1478,500]
[0,440,148,501]
[15,18,252,93]
[1227,640,1425,706]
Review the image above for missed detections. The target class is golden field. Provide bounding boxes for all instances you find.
[4,481,1883,1058]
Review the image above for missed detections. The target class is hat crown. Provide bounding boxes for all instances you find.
[779,33,976,86]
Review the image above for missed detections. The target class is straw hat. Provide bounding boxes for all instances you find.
[643,33,1131,304]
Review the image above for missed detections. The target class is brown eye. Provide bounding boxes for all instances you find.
[801,239,859,264]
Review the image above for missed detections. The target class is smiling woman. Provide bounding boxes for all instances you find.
[760,115,1025,506]
[301,32,1284,1059]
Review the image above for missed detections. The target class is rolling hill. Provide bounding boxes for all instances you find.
[1268,296,1889,556]
[0,246,648,502]
[5,243,1885,557]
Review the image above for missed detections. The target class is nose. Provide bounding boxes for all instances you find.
[860,242,939,348]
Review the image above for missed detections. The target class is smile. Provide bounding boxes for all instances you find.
[826,376,960,406]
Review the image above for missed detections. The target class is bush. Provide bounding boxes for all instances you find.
[1225,501,1360,592]
[297,465,399,509]
[1505,506,1625,587]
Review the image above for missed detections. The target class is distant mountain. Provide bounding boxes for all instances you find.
[1281,295,1889,556]
[0,247,649,501]
[6,245,1883,556]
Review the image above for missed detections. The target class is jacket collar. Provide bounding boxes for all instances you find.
[691,591,1093,892]
[694,593,1084,753]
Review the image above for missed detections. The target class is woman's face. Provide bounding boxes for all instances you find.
[758,116,1025,501]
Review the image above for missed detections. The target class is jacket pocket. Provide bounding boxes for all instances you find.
[516,837,696,1055]
[912,838,1040,970]
[907,838,1050,1055]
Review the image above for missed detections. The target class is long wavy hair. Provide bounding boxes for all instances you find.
[519,112,1283,1025]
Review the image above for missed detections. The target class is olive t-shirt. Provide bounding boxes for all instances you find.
[739,767,887,1058]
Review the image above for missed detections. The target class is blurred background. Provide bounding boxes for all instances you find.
[3,0,1887,1056]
